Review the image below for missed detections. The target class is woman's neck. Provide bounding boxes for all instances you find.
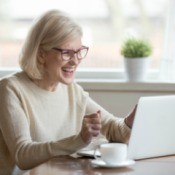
[33,79,58,92]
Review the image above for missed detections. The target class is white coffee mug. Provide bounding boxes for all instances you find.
[94,143,127,165]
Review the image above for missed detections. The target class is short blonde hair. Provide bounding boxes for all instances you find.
[19,10,82,79]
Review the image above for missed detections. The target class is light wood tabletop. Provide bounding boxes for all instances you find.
[13,155,175,175]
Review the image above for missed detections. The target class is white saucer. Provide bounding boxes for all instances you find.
[91,159,135,168]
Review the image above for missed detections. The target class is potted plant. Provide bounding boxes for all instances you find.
[121,37,152,82]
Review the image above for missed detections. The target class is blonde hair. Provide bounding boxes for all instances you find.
[19,10,82,79]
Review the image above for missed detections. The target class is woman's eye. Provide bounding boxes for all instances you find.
[62,51,70,55]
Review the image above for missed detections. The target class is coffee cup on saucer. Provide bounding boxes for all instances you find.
[94,143,127,165]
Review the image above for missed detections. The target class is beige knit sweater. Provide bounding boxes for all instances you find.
[0,71,130,175]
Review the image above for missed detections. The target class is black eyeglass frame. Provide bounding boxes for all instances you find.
[52,45,89,61]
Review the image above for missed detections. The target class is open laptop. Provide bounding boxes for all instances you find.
[77,95,175,159]
[127,95,175,160]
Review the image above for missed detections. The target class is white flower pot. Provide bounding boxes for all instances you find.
[124,57,150,82]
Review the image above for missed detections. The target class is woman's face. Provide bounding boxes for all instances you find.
[42,37,83,86]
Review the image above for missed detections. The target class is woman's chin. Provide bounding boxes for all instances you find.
[61,77,74,85]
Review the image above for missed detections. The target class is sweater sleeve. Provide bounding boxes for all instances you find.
[0,80,87,170]
[85,96,131,143]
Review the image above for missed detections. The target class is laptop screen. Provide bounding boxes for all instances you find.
[127,95,175,160]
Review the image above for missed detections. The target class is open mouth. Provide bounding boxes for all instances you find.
[62,67,75,78]
[62,67,74,73]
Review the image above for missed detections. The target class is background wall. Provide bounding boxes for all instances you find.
[78,81,175,117]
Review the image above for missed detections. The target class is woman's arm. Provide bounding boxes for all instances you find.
[85,97,132,143]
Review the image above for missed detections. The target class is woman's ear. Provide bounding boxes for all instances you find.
[38,49,46,64]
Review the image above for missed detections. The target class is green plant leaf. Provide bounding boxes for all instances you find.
[121,38,152,58]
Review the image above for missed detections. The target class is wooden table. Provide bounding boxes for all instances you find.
[13,155,175,175]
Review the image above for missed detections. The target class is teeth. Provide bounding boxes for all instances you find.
[62,67,74,72]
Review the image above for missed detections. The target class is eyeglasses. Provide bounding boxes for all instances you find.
[52,46,89,61]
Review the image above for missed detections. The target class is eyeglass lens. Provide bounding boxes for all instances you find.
[62,48,88,61]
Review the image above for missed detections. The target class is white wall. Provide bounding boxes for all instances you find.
[78,81,175,117]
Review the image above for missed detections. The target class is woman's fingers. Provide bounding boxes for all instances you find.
[80,111,102,143]
[125,104,137,128]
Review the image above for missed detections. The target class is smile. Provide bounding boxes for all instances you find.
[62,67,75,73]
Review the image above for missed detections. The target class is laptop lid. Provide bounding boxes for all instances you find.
[127,95,175,160]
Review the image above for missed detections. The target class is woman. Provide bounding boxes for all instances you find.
[0,10,136,174]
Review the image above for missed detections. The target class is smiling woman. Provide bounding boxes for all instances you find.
[18,10,86,90]
[0,9,138,174]
[0,0,170,81]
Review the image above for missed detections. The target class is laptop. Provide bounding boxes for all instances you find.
[127,95,175,160]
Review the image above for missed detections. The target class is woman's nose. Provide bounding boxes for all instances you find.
[69,54,80,65]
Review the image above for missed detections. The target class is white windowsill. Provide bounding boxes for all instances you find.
[77,79,175,92]
[75,68,175,92]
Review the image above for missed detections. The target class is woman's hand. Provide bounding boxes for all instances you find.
[80,111,101,144]
[124,105,137,128]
